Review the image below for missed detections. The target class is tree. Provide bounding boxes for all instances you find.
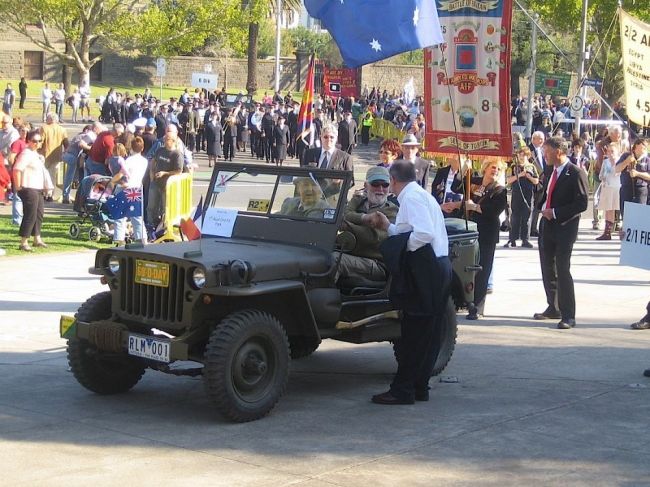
[525,0,650,108]
[0,0,234,89]
[243,0,302,94]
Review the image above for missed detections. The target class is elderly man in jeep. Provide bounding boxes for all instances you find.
[336,166,398,283]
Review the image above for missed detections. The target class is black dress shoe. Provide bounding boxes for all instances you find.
[533,309,561,320]
[521,240,534,248]
[415,389,429,401]
[631,320,650,330]
[371,391,414,405]
[644,369,650,378]
[557,319,576,329]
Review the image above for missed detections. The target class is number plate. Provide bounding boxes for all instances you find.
[128,334,170,363]
[134,260,169,287]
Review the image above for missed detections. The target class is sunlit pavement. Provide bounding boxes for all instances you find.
[0,137,649,485]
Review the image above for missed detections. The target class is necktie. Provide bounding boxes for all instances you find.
[320,152,329,169]
[546,168,558,208]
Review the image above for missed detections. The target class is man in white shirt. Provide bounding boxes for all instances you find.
[367,161,452,405]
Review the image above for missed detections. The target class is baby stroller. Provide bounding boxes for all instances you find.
[69,174,118,242]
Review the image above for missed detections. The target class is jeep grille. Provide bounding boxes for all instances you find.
[119,257,185,323]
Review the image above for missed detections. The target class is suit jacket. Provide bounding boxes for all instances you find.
[300,147,354,173]
[397,156,430,189]
[537,161,589,232]
[380,232,449,316]
[337,119,357,148]
[430,165,463,204]
[529,143,551,180]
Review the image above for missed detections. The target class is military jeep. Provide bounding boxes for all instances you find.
[61,163,479,422]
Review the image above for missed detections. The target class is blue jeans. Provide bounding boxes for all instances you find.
[12,192,23,226]
[62,153,78,199]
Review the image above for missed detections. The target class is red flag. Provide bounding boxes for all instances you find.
[296,55,315,143]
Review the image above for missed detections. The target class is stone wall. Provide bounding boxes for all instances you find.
[100,55,305,92]
[360,63,424,94]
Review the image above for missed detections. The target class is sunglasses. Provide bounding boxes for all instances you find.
[370,182,390,188]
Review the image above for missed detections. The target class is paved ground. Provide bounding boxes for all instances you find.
[1,134,650,485]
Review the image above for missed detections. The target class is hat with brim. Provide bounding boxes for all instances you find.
[133,117,147,129]
[401,134,420,146]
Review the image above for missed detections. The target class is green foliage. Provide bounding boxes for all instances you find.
[523,0,650,104]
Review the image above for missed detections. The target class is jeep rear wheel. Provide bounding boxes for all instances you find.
[393,297,458,377]
[67,292,146,394]
[203,310,290,422]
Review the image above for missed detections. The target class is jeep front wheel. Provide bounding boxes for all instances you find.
[203,310,290,422]
[67,292,146,394]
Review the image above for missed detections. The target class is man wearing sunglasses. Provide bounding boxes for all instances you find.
[336,166,397,283]
[300,124,354,176]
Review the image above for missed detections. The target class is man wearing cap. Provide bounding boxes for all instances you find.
[336,166,398,283]
[398,134,430,189]
[337,111,357,154]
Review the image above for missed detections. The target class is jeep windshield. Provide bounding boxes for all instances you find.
[203,163,352,250]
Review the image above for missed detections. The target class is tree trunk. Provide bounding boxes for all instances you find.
[62,41,73,95]
[246,22,259,95]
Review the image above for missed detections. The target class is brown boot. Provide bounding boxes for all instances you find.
[596,221,612,240]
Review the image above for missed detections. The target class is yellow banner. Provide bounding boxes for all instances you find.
[620,9,650,127]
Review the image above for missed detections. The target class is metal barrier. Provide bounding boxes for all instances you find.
[153,173,193,243]
[370,118,406,143]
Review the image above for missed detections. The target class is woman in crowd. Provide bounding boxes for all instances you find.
[271,115,290,166]
[109,137,148,245]
[569,138,589,171]
[617,138,649,216]
[12,130,52,251]
[595,141,621,240]
[431,156,464,218]
[376,139,401,168]
[442,160,507,319]
[204,111,223,168]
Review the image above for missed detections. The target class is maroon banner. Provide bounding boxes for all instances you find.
[322,67,360,99]
[425,0,513,157]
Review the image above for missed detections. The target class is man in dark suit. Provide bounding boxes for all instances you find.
[534,136,589,329]
[337,111,357,154]
[398,134,431,189]
[301,124,354,173]
[529,131,550,237]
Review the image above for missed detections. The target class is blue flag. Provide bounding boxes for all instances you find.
[106,187,143,220]
[305,0,444,68]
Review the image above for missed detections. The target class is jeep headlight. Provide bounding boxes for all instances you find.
[108,256,120,275]
[191,267,206,289]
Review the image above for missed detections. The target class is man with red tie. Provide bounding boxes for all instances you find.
[533,136,589,329]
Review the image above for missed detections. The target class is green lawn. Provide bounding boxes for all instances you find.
[1,79,302,121]
[0,214,113,257]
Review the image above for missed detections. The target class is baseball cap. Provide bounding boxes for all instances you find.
[366,166,390,184]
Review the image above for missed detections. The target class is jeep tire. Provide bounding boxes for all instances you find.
[393,297,458,377]
[203,310,290,422]
[67,292,146,394]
